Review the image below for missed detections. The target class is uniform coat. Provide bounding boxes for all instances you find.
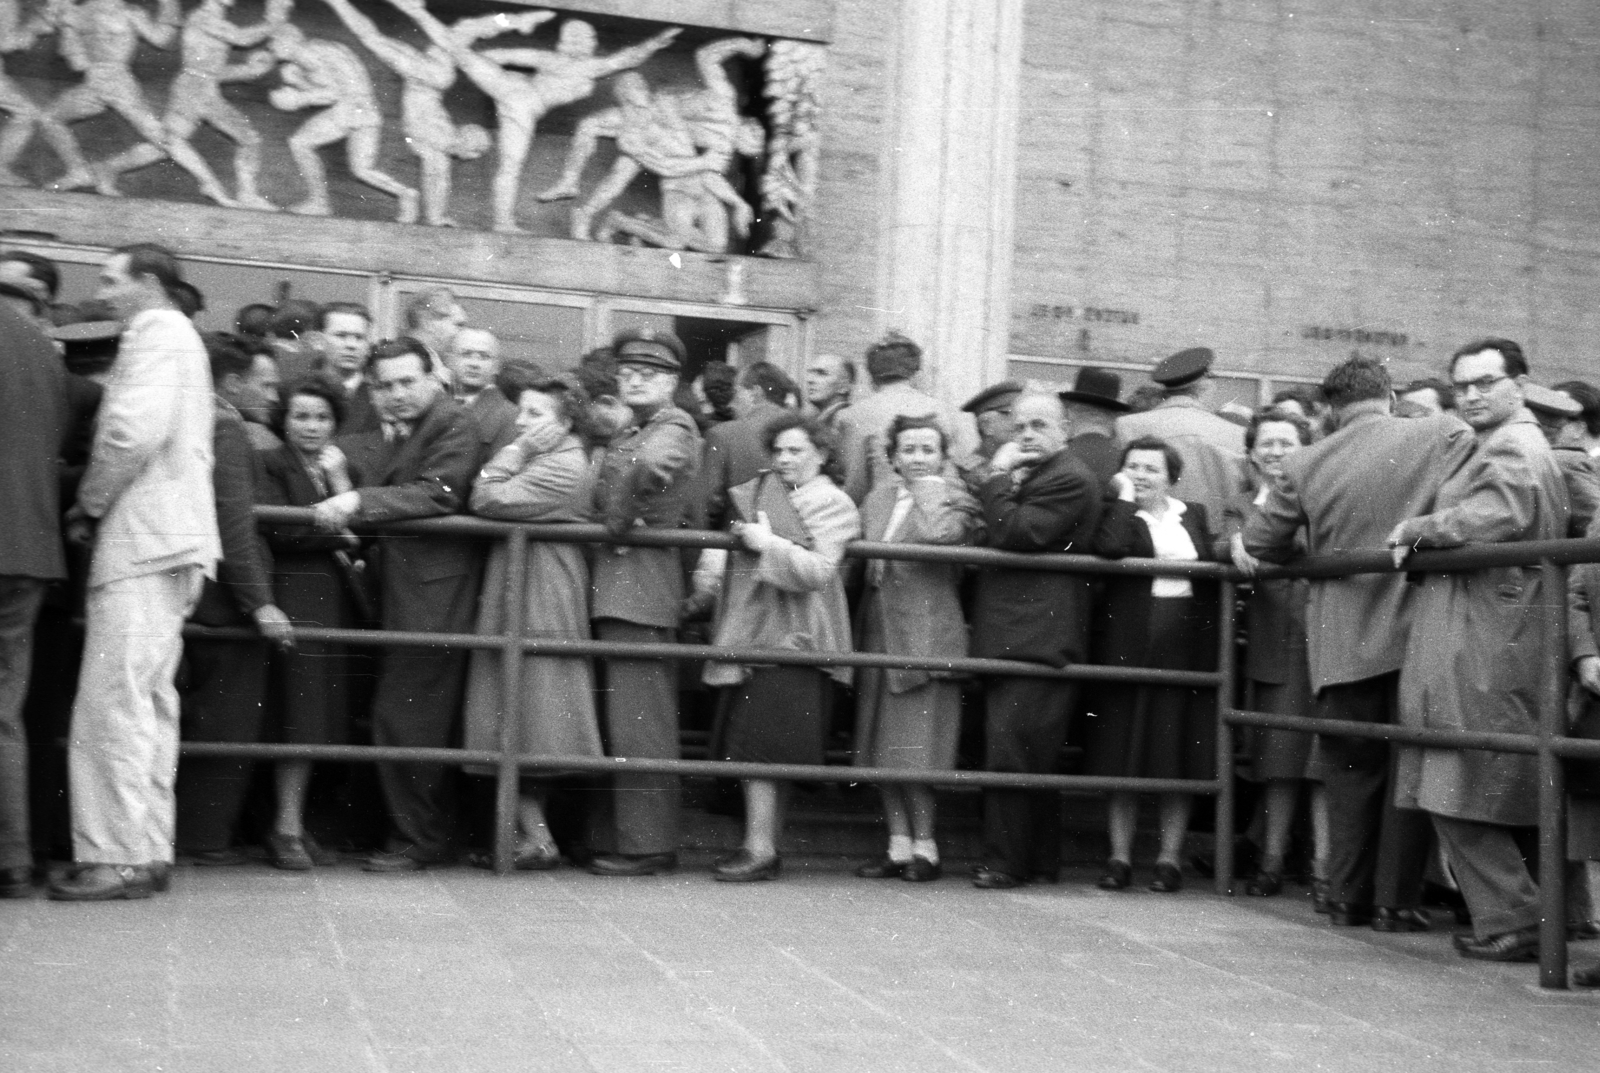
[1116,396,1244,522]
[700,399,787,526]
[1392,410,1569,826]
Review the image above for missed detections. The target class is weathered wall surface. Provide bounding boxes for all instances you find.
[1010,0,1600,386]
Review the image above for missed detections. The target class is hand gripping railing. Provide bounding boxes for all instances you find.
[180,509,1600,989]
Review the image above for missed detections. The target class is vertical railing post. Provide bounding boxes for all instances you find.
[493,528,529,875]
[1214,578,1238,896]
[1537,558,1569,988]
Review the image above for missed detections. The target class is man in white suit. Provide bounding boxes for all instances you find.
[50,244,221,902]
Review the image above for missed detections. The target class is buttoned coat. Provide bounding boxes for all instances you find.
[461,386,520,471]
[1553,446,1600,537]
[1242,410,1474,690]
[352,393,480,633]
[1220,485,1307,687]
[78,309,220,588]
[969,449,1102,667]
[1116,396,1245,521]
[1391,411,1568,825]
[0,301,70,580]
[839,380,971,500]
[591,404,702,628]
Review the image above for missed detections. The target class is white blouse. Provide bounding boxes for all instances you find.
[1135,497,1198,598]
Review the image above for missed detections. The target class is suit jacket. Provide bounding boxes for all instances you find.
[591,403,702,628]
[0,302,70,580]
[1117,397,1244,522]
[701,400,787,527]
[461,386,520,471]
[1242,409,1473,690]
[840,381,971,501]
[1090,498,1219,670]
[1066,430,1121,490]
[190,399,275,627]
[78,309,220,588]
[1392,411,1569,824]
[341,379,382,435]
[970,449,1103,667]
[353,394,481,633]
[1554,446,1600,537]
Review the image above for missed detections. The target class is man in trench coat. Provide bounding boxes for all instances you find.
[1388,338,1570,962]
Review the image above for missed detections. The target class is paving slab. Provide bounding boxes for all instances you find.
[3,857,1598,1073]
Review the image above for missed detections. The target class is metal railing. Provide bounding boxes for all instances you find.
[179,508,1600,990]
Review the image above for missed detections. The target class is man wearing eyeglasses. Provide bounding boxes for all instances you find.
[1387,338,1571,962]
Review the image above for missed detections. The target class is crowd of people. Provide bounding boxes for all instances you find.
[3,242,1600,983]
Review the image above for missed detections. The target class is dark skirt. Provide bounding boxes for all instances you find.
[1082,596,1215,782]
[720,666,828,767]
[270,551,355,746]
[1245,677,1319,782]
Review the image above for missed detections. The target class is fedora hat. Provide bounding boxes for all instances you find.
[1058,366,1129,412]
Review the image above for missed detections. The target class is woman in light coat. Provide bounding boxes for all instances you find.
[463,370,600,870]
[697,412,860,881]
[852,415,983,883]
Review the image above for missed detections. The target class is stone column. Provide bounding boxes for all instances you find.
[875,0,1025,421]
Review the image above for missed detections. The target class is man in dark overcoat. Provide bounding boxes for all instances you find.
[587,329,702,876]
[1245,356,1473,931]
[312,338,480,871]
[969,391,1102,888]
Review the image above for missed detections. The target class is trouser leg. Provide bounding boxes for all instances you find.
[1316,673,1401,906]
[1431,813,1541,940]
[0,577,47,870]
[175,636,269,852]
[69,569,201,865]
[596,620,680,857]
[371,645,466,859]
[982,677,1073,879]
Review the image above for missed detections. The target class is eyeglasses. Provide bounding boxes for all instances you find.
[616,366,666,382]
[1450,374,1511,396]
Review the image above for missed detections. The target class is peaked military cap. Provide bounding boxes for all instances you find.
[1151,347,1216,387]
[613,327,685,372]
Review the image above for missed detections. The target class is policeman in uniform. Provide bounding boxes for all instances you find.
[588,329,703,876]
[953,380,1023,487]
[1116,346,1245,521]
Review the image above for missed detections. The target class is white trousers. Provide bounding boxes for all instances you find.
[69,567,204,865]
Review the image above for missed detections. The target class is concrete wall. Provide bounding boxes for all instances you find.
[1010,0,1600,387]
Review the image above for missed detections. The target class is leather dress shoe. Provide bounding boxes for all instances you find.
[1568,921,1600,941]
[712,850,781,883]
[0,865,35,898]
[266,833,314,872]
[1454,925,1540,962]
[1245,871,1283,898]
[467,846,561,871]
[189,847,250,867]
[587,852,678,877]
[1097,859,1133,891]
[49,864,154,901]
[1327,902,1374,926]
[1371,907,1431,933]
[971,866,1023,890]
[902,857,941,883]
[302,835,338,867]
[1573,962,1600,987]
[1148,862,1183,893]
[148,863,172,892]
[363,849,452,873]
[1311,877,1331,915]
[854,857,906,879]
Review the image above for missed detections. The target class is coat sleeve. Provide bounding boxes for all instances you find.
[1570,568,1600,665]
[700,426,732,529]
[1091,499,1154,559]
[1390,435,1548,549]
[1241,474,1306,563]
[76,343,184,519]
[900,475,984,546]
[355,412,477,522]
[470,444,588,521]
[211,415,275,615]
[257,451,351,553]
[754,486,862,593]
[976,463,1097,553]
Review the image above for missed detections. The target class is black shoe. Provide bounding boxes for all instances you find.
[712,850,780,883]
[265,834,314,872]
[1148,862,1183,893]
[902,858,941,883]
[1096,859,1132,891]
[189,847,250,867]
[364,849,452,873]
[0,865,34,898]
[1372,907,1431,933]
[1454,925,1540,962]
[587,852,678,877]
[1311,877,1331,915]
[1327,902,1374,926]
[971,867,1023,890]
[854,857,906,879]
[1569,921,1600,942]
[148,863,171,893]
[1574,962,1600,987]
[1245,871,1283,898]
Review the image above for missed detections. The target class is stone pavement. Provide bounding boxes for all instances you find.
[3,856,1597,1073]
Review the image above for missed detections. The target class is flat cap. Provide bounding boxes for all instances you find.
[51,319,121,376]
[961,379,1024,415]
[613,326,685,372]
[1522,382,1583,419]
[1151,347,1215,387]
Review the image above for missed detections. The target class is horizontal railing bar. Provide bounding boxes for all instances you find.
[1227,708,1600,758]
[176,741,1217,793]
[182,624,1224,687]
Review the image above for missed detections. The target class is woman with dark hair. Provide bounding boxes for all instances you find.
[852,415,983,882]
[1554,380,1600,458]
[1086,435,1220,893]
[695,412,860,880]
[463,376,599,870]
[257,374,362,870]
[1225,407,1329,901]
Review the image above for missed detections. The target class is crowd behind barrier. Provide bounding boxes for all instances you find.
[6,244,1600,993]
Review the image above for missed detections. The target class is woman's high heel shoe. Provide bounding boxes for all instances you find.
[713,850,782,883]
[1097,859,1133,891]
